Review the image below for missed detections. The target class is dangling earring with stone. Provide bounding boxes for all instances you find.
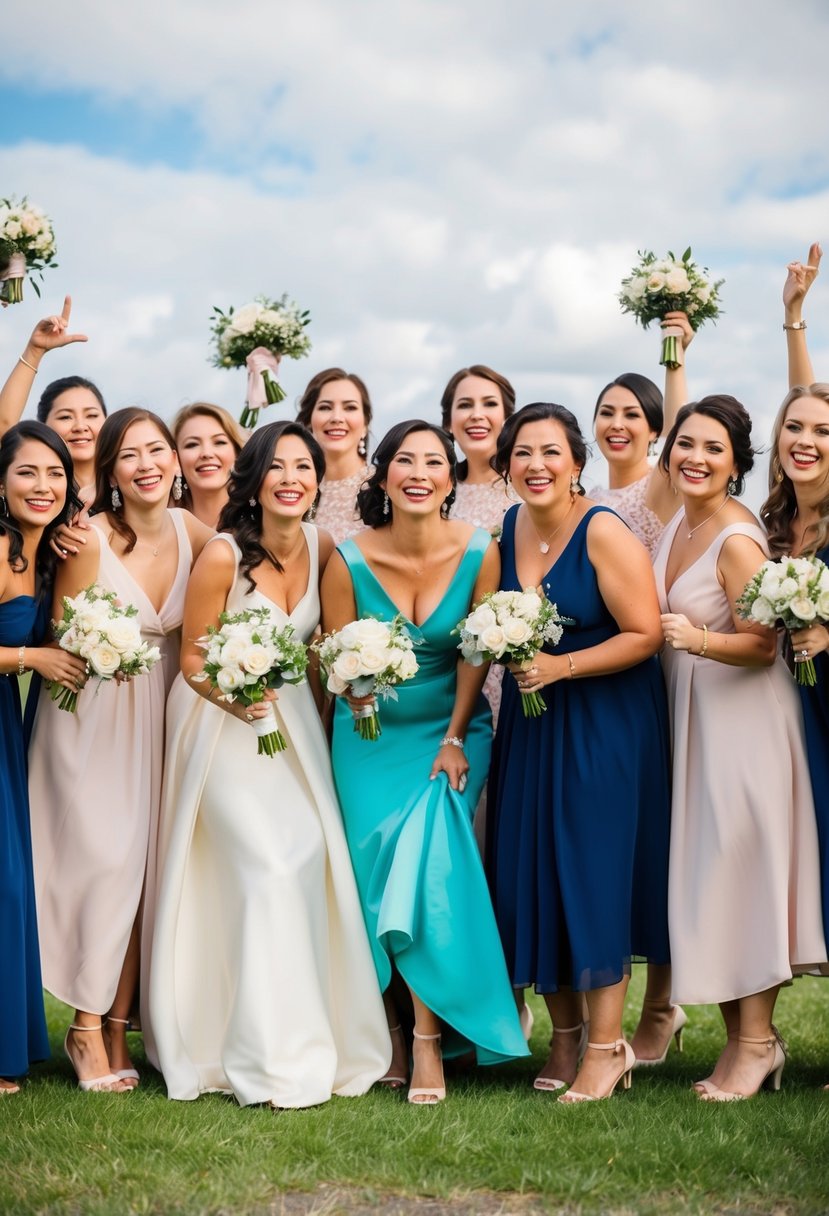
[307,493,319,522]
[570,477,578,500]
[383,491,390,518]
[440,498,450,519]
[358,435,367,458]
[727,477,738,495]
[111,485,122,510]
[172,473,183,501]
[0,493,6,515]
[249,496,257,507]
[647,440,657,457]
[773,458,785,484]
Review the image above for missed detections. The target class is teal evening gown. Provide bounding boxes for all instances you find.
[331,529,529,1065]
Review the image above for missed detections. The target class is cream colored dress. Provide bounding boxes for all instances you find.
[314,467,369,544]
[589,473,665,557]
[28,511,191,1014]
[654,517,828,1003]
[148,528,391,1107]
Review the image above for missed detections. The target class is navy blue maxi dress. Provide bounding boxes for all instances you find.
[798,543,829,944]
[0,594,50,1077]
[487,504,671,993]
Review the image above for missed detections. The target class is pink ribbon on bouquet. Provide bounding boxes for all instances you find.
[0,252,26,283]
[245,346,282,412]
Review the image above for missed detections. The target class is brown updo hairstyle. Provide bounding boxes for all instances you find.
[659,395,755,497]
[357,420,457,527]
[762,383,829,557]
[91,408,179,552]
[493,402,588,492]
[296,368,373,444]
[171,402,245,511]
[440,364,516,481]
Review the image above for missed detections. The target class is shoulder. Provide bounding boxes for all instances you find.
[192,533,237,579]
[585,504,650,568]
[314,526,336,574]
[178,509,215,560]
[584,503,632,543]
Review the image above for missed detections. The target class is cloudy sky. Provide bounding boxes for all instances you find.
[2,0,827,499]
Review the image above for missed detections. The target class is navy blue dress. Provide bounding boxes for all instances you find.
[486,505,671,992]
[0,594,50,1077]
[798,543,829,944]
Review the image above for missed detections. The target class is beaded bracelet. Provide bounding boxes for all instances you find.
[567,653,576,679]
[440,735,465,749]
[17,646,26,675]
[697,624,708,658]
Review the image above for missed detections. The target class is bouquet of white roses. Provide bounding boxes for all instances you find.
[619,248,723,369]
[209,295,312,428]
[455,588,569,717]
[313,615,419,741]
[736,555,829,687]
[51,584,161,712]
[191,607,308,755]
[0,196,57,304]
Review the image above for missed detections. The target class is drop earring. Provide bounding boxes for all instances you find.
[440,499,450,519]
[647,440,657,457]
[358,436,367,458]
[172,474,183,501]
[111,485,122,509]
[727,477,738,495]
[307,494,319,522]
[383,492,390,517]
[249,496,257,507]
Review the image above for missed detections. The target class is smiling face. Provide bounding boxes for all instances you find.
[383,428,453,518]
[449,374,507,463]
[594,385,657,468]
[111,420,180,509]
[778,395,829,494]
[668,411,737,501]
[1,438,68,529]
[176,413,237,493]
[259,433,319,520]
[308,378,367,461]
[508,419,581,510]
[44,386,105,473]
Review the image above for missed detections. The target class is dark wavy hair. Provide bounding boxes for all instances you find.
[36,375,107,424]
[296,368,373,440]
[218,421,325,591]
[493,402,588,493]
[440,365,516,481]
[0,421,80,587]
[659,395,755,497]
[357,420,457,527]
[91,408,178,552]
[762,383,829,556]
[592,371,663,434]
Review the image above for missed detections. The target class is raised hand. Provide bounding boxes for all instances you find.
[783,243,821,318]
[24,295,88,359]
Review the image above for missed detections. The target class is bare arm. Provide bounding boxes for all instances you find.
[661,533,776,668]
[0,297,88,438]
[647,311,694,523]
[784,242,821,388]
[0,539,87,688]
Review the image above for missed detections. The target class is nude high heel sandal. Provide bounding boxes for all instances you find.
[633,1003,688,1067]
[64,1023,130,1093]
[698,1034,786,1102]
[378,1024,408,1090]
[105,1016,140,1086]
[533,1021,588,1092]
[408,1031,445,1105]
[557,1038,635,1104]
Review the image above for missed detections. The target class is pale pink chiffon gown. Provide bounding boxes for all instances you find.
[654,517,827,1004]
[28,511,191,1015]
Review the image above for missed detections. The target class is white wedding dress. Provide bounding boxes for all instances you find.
[147,527,391,1107]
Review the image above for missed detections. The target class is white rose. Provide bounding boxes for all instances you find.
[227,303,262,334]
[242,644,276,677]
[342,618,390,647]
[219,636,249,667]
[21,212,41,236]
[332,649,365,682]
[258,308,284,327]
[759,570,782,601]
[749,597,776,627]
[326,670,349,695]
[78,633,102,657]
[88,644,121,676]
[818,567,829,593]
[480,624,507,656]
[465,604,497,634]
[394,650,418,680]
[4,219,22,240]
[664,267,691,294]
[503,618,533,646]
[217,666,246,694]
[790,597,817,622]
[517,591,542,620]
[624,276,648,302]
[816,591,829,618]
[695,285,711,305]
[778,577,799,599]
[104,616,143,654]
[356,644,391,675]
[646,271,667,292]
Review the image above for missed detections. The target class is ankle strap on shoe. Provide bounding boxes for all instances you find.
[586,1038,627,1052]
[413,1030,441,1040]
[737,1034,776,1047]
[554,1022,585,1035]
[68,1022,103,1032]
[106,1016,130,1026]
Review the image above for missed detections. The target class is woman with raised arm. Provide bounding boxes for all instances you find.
[149,421,390,1109]
[487,403,671,1103]
[296,368,372,543]
[656,395,826,1100]
[0,422,86,1094]
[783,242,821,389]
[0,297,89,441]
[171,403,245,529]
[321,420,528,1104]
[27,408,211,1093]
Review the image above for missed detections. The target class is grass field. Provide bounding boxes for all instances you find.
[2,973,828,1215]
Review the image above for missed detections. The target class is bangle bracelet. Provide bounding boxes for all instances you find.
[440,735,464,749]
[17,646,26,675]
[782,320,807,331]
[698,624,708,657]
[567,653,576,679]
[18,355,39,372]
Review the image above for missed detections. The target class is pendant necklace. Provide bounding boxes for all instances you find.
[685,494,730,540]
[533,502,575,554]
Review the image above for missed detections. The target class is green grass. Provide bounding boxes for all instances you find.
[2,973,828,1215]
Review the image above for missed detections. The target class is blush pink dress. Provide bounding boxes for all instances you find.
[654,516,827,1003]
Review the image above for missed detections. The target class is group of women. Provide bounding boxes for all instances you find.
[1,246,828,1109]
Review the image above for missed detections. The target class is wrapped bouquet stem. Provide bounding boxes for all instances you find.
[0,196,57,304]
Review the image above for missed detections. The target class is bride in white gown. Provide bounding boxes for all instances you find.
[148,421,391,1107]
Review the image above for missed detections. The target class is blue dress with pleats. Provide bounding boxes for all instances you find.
[0,594,50,1077]
[487,505,671,993]
[798,543,829,943]
[331,530,529,1065]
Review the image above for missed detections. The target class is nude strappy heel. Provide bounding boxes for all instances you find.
[533,1021,588,1092]
[104,1016,140,1086]
[378,1024,408,1090]
[633,1001,688,1067]
[64,1023,129,1093]
[697,1034,786,1102]
[557,1038,635,1103]
[408,1031,445,1105]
